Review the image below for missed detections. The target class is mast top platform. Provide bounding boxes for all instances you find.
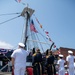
[21,7,35,17]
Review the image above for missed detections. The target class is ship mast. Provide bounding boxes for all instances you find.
[21,6,35,49]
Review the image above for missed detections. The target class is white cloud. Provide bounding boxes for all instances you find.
[0,41,13,49]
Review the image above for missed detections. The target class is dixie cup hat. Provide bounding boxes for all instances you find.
[68,50,73,54]
[59,54,63,57]
[18,43,25,47]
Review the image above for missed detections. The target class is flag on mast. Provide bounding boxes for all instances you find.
[30,20,38,33]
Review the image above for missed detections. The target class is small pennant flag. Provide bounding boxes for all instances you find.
[58,51,61,54]
[35,17,40,24]
[49,38,52,41]
[45,31,49,34]
[35,17,42,28]
[40,24,42,28]
[15,0,21,3]
[30,20,38,33]
[53,45,56,48]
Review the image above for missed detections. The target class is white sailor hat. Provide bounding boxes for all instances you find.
[18,43,25,47]
[59,54,63,57]
[68,50,73,54]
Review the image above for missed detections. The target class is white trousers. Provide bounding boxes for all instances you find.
[59,68,65,75]
[14,67,26,75]
[68,66,74,75]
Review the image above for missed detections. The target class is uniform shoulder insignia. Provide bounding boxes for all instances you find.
[33,53,36,56]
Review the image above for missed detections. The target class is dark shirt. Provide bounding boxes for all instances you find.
[47,55,55,64]
[32,52,42,65]
[36,52,42,62]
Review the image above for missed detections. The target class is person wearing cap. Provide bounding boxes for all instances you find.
[11,43,29,75]
[66,50,74,75]
[57,54,65,75]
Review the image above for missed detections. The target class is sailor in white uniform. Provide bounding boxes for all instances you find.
[11,43,29,75]
[57,54,65,75]
[66,50,74,75]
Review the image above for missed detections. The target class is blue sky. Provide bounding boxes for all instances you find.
[0,0,75,51]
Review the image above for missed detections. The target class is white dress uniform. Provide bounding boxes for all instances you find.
[11,43,29,75]
[66,50,74,75]
[57,54,65,75]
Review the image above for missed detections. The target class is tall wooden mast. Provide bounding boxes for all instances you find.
[21,7,35,49]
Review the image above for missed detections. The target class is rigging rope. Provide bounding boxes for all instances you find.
[33,21,50,47]
[0,15,21,25]
[38,32,50,46]
[29,19,50,52]
[0,12,21,16]
[35,33,44,53]
[33,14,57,49]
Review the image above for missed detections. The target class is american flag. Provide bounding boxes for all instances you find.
[30,20,38,33]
